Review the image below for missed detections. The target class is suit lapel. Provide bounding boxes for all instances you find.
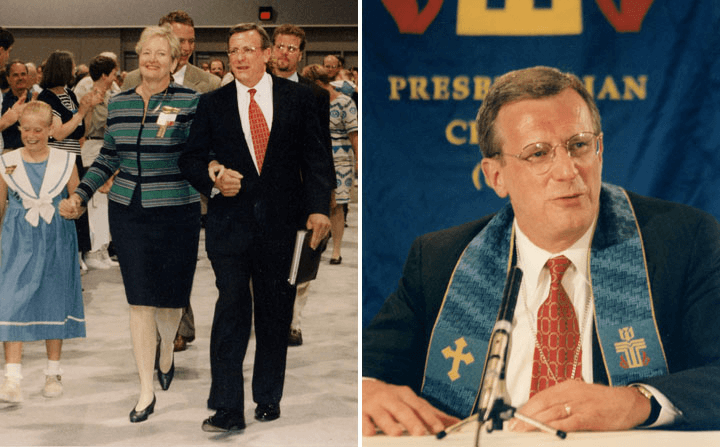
[222,81,243,134]
[181,64,200,91]
[266,76,292,166]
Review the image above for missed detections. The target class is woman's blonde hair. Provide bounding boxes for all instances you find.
[135,24,181,62]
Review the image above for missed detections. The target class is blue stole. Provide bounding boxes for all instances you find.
[420,184,669,417]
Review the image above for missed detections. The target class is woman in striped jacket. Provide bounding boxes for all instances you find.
[61,25,201,423]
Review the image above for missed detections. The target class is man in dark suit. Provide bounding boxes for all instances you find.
[270,24,333,347]
[270,24,330,137]
[362,66,720,436]
[179,23,333,433]
[270,24,331,179]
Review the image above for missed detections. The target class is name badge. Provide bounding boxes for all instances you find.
[157,106,180,137]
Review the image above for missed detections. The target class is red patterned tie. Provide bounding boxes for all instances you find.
[530,255,582,397]
[248,88,269,173]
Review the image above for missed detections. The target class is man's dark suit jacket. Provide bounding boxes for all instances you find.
[298,74,332,153]
[363,191,720,429]
[179,75,333,254]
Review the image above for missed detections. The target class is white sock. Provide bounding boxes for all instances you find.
[45,360,62,376]
[5,363,22,381]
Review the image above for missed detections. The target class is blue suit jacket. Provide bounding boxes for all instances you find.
[363,191,720,429]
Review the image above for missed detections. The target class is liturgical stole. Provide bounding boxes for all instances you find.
[421,183,669,417]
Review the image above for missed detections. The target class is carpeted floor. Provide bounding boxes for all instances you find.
[0,202,358,447]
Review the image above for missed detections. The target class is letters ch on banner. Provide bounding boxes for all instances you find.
[382,0,655,35]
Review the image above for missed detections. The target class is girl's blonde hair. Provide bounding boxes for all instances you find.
[20,101,53,127]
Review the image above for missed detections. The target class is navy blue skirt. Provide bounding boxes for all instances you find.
[109,189,200,308]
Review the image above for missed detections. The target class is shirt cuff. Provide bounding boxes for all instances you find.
[636,384,683,428]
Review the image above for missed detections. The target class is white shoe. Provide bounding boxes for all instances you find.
[42,375,63,398]
[0,378,22,403]
[84,251,111,270]
[101,250,119,267]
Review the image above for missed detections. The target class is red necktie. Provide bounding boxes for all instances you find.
[530,255,582,397]
[248,88,269,173]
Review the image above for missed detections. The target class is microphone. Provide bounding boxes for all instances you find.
[476,265,523,422]
[440,265,563,440]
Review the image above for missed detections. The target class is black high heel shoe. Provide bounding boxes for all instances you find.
[129,394,156,423]
[158,360,174,391]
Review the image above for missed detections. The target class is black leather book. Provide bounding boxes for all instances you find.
[288,229,328,285]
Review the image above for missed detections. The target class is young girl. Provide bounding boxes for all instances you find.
[0,101,86,403]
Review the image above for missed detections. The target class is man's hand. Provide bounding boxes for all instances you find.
[98,170,118,194]
[362,379,460,437]
[210,162,243,197]
[208,160,223,182]
[510,380,651,432]
[305,213,330,249]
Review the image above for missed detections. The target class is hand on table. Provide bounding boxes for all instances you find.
[510,380,651,433]
[362,379,460,437]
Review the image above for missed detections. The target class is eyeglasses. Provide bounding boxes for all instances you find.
[274,44,299,54]
[228,46,259,57]
[502,132,601,175]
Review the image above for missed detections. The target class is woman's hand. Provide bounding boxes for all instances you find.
[59,193,86,220]
[78,88,103,116]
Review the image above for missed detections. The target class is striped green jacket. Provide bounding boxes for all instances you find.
[76,83,200,208]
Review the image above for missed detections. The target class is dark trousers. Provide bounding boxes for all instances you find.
[207,236,296,412]
[75,158,91,253]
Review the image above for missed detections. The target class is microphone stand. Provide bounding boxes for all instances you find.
[436,397,565,441]
[473,265,566,444]
[437,265,566,442]
[478,385,566,440]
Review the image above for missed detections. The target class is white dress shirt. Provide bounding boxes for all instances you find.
[507,219,680,426]
[235,73,273,174]
[173,64,187,86]
[506,220,596,407]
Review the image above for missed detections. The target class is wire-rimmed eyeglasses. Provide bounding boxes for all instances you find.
[501,132,602,175]
[274,44,299,54]
[227,46,259,57]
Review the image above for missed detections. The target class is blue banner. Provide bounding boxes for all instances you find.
[362,0,720,326]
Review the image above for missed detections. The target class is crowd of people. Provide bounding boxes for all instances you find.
[0,11,357,435]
